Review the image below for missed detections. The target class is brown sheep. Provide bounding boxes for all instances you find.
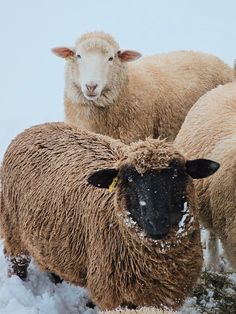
[52,31,233,143]
[0,122,219,310]
[174,69,236,271]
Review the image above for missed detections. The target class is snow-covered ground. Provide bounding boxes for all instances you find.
[0,230,235,314]
[0,238,198,314]
[0,240,96,314]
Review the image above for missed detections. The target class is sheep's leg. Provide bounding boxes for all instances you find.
[86,301,96,309]
[120,302,137,310]
[206,230,220,272]
[220,236,236,271]
[48,272,63,284]
[7,254,31,280]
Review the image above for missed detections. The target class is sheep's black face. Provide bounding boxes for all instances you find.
[120,163,188,240]
[87,158,219,240]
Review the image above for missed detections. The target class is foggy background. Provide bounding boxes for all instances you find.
[0,0,235,159]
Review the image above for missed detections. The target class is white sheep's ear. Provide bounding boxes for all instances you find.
[186,159,220,179]
[51,47,75,58]
[117,50,142,62]
[87,169,118,189]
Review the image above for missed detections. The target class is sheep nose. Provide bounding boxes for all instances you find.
[145,216,170,239]
[86,83,98,93]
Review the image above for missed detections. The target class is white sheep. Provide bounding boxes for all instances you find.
[52,31,233,143]
[174,67,236,271]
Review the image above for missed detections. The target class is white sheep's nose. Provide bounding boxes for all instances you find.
[86,83,98,93]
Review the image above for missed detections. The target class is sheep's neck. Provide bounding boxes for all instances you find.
[76,80,132,142]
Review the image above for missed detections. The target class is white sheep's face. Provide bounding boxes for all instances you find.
[52,44,141,104]
[75,49,114,101]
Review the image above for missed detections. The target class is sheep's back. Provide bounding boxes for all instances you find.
[0,122,122,283]
[132,51,232,95]
[126,51,233,141]
[174,81,236,230]
[174,81,236,159]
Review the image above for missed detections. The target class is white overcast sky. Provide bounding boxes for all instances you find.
[0,0,236,159]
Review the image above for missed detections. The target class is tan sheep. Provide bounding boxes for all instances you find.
[52,31,233,143]
[0,122,219,310]
[174,69,236,271]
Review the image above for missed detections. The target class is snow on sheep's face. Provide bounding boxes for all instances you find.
[119,164,188,240]
[87,158,220,240]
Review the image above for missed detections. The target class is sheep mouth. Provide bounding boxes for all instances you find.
[84,93,100,100]
[147,231,169,240]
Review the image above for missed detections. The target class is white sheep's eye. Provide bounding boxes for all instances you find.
[108,56,113,61]
[77,54,81,59]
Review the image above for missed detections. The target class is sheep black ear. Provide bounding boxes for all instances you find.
[186,159,220,179]
[87,169,118,189]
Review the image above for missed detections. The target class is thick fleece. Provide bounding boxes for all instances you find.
[62,31,233,143]
[174,78,236,270]
[0,123,202,310]
[100,307,175,314]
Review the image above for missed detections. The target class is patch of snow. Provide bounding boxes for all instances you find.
[229,273,236,285]
[180,297,202,314]
[0,226,234,314]
[178,212,188,230]
[0,240,97,314]
[176,202,191,236]
[139,200,146,206]
[127,177,133,183]
[124,217,137,227]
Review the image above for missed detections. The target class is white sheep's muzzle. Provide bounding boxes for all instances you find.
[76,50,111,103]
[82,82,102,101]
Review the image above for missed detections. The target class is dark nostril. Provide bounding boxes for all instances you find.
[160,216,169,225]
[86,84,98,92]
[146,218,153,227]
[146,218,157,230]
[146,217,169,227]
[145,216,170,239]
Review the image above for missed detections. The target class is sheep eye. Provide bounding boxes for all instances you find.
[77,54,81,59]
[108,56,113,61]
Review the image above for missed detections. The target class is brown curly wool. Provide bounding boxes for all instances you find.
[0,123,202,310]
